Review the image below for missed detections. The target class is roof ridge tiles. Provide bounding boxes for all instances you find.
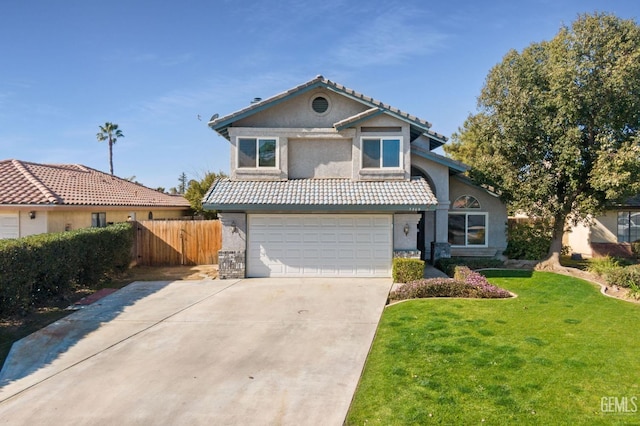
[12,159,61,204]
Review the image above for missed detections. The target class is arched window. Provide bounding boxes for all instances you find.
[453,195,480,209]
[148,212,153,220]
[449,195,487,247]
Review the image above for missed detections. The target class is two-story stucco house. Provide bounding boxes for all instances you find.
[203,76,507,278]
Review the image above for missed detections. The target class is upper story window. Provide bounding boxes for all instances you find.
[618,211,640,243]
[362,137,402,169]
[238,137,278,168]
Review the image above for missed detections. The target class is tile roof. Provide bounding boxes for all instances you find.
[0,159,190,207]
[208,75,448,148]
[203,178,437,211]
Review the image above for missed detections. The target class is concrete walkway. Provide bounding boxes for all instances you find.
[0,278,391,425]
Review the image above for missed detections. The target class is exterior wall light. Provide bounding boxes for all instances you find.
[403,223,410,236]
[29,211,36,220]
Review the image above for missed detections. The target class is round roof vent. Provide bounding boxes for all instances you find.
[311,96,329,114]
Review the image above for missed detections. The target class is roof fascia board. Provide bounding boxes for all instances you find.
[334,108,385,131]
[412,145,469,174]
[209,81,326,134]
[203,204,436,212]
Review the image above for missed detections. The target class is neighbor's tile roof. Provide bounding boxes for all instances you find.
[0,159,190,207]
[203,178,437,211]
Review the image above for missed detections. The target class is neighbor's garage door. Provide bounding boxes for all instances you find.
[247,214,392,278]
[0,214,19,239]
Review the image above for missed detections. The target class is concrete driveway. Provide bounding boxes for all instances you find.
[0,277,391,425]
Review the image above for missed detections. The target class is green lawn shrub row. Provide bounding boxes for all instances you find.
[390,266,511,301]
[392,258,425,283]
[0,223,134,316]
[435,257,504,277]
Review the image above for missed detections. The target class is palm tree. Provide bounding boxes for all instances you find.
[96,122,124,175]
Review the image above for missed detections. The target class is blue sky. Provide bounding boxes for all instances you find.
[1,0,638,190]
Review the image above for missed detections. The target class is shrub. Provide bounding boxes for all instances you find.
[587,256,632,277]
[505,221,552,260]
[453,266,512,298]
[392,258,425,283]
[390,266,511,301]
[390,278,473,300]
[631,240,640,259]
[605,265,640,289]
[0,223,134,316]
[435,257,504,277]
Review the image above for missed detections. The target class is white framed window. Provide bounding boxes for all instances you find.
[237,137,278,168]
[448,213,488,246]
[448,195,487,246]
[361,137,402,169]
[618,211,640,243]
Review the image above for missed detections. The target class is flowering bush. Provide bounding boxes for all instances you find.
[453,266,512,298]
[389,266,511,301]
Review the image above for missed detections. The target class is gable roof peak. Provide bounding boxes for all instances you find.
[208,75,446,148]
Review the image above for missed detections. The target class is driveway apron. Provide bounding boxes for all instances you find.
[0,278,391,425]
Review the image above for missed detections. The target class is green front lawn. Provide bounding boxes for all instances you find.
[346,271,640,425]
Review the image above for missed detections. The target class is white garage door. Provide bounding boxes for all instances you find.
[248,214,392,278]
[0,214,19,239]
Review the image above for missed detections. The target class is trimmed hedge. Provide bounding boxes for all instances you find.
[0,223,134,316]
[435,257,504,277]
[392,258,425,283]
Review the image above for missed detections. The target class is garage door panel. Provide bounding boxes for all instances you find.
[248,214,391,278]
[0,214,19,239]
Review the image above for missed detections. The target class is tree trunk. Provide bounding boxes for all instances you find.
[109,139,114,175]
[536,212,566,271]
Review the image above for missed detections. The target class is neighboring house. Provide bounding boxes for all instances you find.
[0,159,191,239]
[203,76,507,278]
[565,196,640,258]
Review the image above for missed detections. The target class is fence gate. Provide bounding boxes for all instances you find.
[134,220,222,266]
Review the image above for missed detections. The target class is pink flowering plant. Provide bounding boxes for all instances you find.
[389,266,511,301]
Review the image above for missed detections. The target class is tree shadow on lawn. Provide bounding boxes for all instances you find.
[480,269,534,279]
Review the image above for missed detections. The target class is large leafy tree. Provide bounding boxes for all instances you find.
[185,171,227,218]
[96,122,124,175]
[446,13,640,268]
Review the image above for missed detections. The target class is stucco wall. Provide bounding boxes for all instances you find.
[19,210,47,236]
[47,209,188,233]
[566,212,619,257]
[409,155,449,201]
[393,213,421,251]
[589,212,619,243]
[236,88,367,129]
[288,138,352,179]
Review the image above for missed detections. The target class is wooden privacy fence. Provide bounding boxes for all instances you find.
[134,219,222,266]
